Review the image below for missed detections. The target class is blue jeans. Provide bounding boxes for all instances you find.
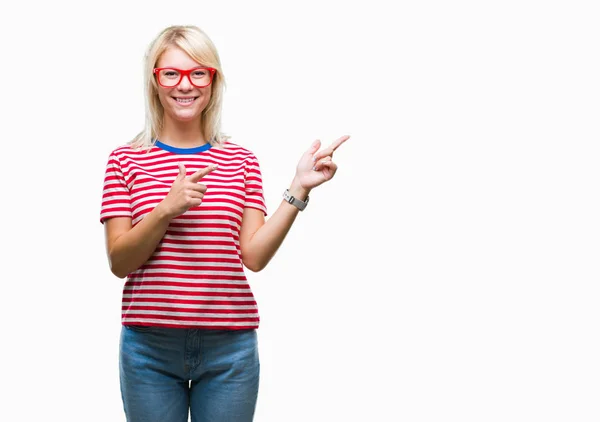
[119,325,260,422]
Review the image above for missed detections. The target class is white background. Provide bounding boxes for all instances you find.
[1,0,599,421]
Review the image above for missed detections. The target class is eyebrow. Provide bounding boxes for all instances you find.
[157,66,209,70]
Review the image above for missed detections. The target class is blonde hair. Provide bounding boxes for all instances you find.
[130,25,227,149]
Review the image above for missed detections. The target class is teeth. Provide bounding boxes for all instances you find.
[176,98,194,103]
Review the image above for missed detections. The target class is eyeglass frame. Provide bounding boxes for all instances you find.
[153,67,217,88]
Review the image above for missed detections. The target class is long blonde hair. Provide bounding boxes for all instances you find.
[130,25,227,149]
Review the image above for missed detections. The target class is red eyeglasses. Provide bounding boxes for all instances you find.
[153,67,217,88]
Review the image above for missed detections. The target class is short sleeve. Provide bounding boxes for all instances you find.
[100,152,133,224]
[244,154,267,216]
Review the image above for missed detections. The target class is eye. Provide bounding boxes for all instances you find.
[163,70,179,78]
[192,70,208,77]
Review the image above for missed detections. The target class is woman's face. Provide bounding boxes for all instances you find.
[155,46,213,125]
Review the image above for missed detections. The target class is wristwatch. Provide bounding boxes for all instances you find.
[283,189,309,211]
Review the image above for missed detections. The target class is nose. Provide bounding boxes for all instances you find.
[177,73,193,90]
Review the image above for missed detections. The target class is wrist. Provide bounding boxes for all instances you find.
[154,202,175,222]
[289,178,310,201]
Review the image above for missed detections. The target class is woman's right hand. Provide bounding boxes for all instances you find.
[158,162,218,220]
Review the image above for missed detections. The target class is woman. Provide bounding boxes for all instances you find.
[100,25,348,422]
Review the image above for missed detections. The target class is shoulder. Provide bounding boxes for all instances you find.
[219,140,256,157]
[107,144,153,161]
[217,140,261,162]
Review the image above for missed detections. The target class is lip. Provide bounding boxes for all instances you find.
[172,96,198,107]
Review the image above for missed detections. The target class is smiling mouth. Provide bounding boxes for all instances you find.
[173,97,198,105]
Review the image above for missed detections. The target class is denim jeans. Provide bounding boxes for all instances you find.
[119,325,260,422]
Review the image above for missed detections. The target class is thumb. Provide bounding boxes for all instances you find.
[308,139,321,154]
[177,162,186,181]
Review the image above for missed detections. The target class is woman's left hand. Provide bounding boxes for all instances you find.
[294,135,350,191]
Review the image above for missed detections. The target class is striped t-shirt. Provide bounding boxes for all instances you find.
[100,140,267,330]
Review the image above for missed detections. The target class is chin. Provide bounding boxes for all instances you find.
[171,109,203,122]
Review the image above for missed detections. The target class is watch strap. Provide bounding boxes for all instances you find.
[283,189,309,211]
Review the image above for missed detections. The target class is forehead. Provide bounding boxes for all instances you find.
[156,46,202,68]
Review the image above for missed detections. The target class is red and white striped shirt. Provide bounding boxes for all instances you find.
[100,140,267,330]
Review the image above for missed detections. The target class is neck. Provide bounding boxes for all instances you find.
[160,118,207,148]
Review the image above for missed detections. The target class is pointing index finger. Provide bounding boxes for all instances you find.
[188,164,218,182]
[329,135,350,152]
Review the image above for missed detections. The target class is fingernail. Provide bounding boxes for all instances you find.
[213,164,218,169]
[312,166,316,171]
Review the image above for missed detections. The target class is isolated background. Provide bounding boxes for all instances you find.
[1,0,598,421]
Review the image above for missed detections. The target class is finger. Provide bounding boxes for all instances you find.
[189,164,218,183]
[314,135,349,161]
[330,135,350,151]
[312,157,332,171]
[187,198,204,209]
[177,162,187,181]
[187,191,205,200]
[313,145,337,162]
[187,183,208,194]
[307,139,321,154]
[321,160,338,175]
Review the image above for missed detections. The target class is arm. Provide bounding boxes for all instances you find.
[239,178,309,272]
[239,136,349,272]
[104,209,171,278]
[104,163,217,278]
